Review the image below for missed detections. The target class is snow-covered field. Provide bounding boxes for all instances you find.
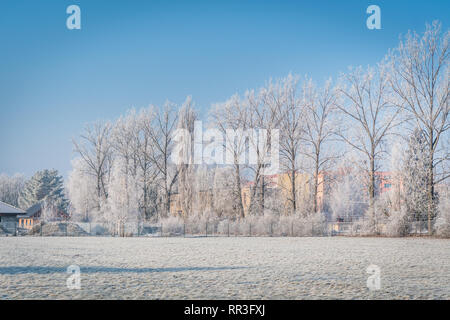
[0,237,449,299]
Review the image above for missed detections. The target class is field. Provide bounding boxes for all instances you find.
[0,237,449,299]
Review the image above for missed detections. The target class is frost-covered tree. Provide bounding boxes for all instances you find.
[301,77,340,214]
[73,121,113,210]
[112,109,140,184]
[176,97,198,218]
[212,167,236,218]
[336,64,401,223]
[210,95,250,219]
[0,173,25,207]
[403,129,430,221]
[241,81,282,216]
[18,169,68,212]
[435,188,450,237]
[378,140,413,236]
[191,165,215,217]
[131,107,159,220]
[389,21,449,232]
[145,101,180,218]
[329,167,366,221]
[106,158,141,226]
[67,158,99,221]
[41,199,61,222]
[267,74,303,216]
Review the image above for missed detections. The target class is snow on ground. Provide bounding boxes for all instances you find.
[0,237,449,299]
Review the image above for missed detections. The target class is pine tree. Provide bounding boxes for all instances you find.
[18,169,68,212]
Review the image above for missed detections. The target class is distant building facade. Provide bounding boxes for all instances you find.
[18,202,69,230]
[167,168,401,219]
[317,169,399,213]
[241,172,311,216]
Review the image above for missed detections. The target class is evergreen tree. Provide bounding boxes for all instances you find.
[402,129,431,222]
[18,169,68,212]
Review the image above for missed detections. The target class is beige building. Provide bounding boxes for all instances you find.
[242,172,311,216]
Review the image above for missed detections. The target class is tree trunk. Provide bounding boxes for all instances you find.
[235,164,245,219]
[369,153,376,230]
[96,174,102,211]
[428,129,434,235]
[165,190,171,218]
[313,154,319,214]
[291,168,296,215]
[261,175,265,215]
[249,164,262,215]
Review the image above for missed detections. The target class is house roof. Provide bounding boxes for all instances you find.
[17,202,43,218]
[18,202,69,219]
[0,201,26,215]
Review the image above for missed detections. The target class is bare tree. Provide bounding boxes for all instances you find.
[111,110,140,217]
[273,74,304,215]
[193,165,215,216]
[389,21,449,233]
[145,101,179,218]
[247,85,282,215]
[212,166,236,218]
[301,78,340,214]
[107,157,141,230]
[336,65,401,225]
[210,94,249,219]
[73,121,113,210]
[67,158,98,222]
[134,108,160,220]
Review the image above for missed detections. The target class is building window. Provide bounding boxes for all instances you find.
[384,183,391,188]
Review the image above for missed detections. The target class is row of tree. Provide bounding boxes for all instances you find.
[66,22,448,234]
[1,22,447,234]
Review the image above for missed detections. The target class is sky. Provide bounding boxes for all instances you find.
[0,0,449,179]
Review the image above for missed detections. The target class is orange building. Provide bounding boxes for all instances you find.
[242,172,311,215]
[316,169,399,213]
[18,202,42,230]
[169,189,214,217]
[18,202,68,230]
[375,171,394,194]
[169,192,183,217]
[316,168,352,213]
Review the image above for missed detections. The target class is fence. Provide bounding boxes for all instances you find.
[1,218,435,237]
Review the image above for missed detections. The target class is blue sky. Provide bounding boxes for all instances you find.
[0,0,449,178]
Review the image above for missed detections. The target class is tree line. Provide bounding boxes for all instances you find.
[1,22,448,236]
